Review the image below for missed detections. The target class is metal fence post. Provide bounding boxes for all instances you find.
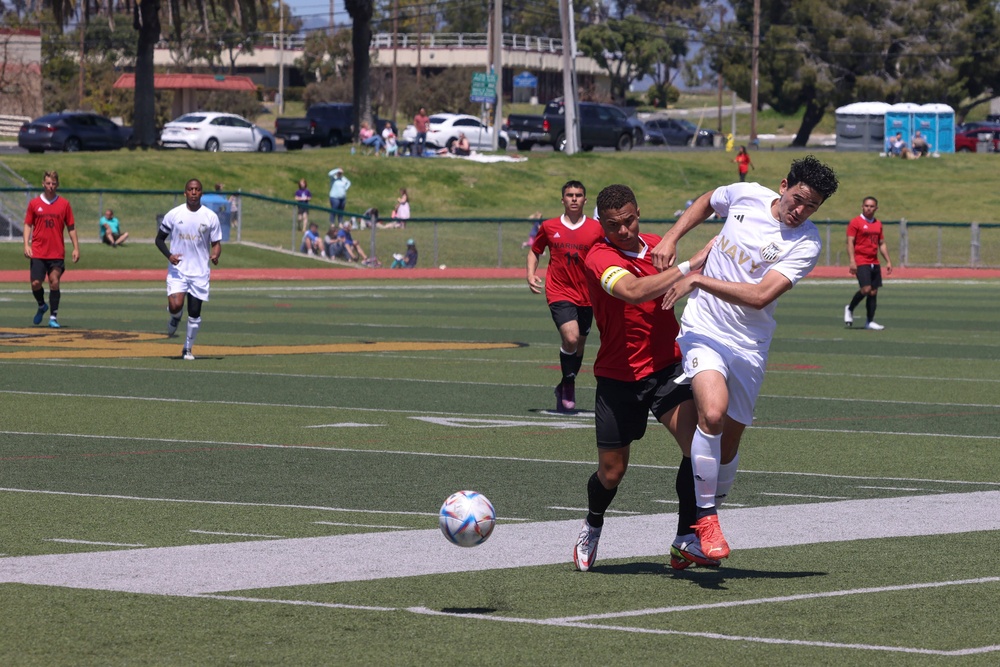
[898,217,908,266]
[433,222,439,266]
[937,226,942,266]
[825,223,831,265]
[497,221,503,267]
[971,222,981,268]
[291,207,297,251]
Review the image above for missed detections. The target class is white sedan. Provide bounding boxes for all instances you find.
[402,113,508,152]
[160,112,275,152]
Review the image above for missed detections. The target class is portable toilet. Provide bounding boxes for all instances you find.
[884,102,923,149]
[913,103,955,153]
[835,102,891,151]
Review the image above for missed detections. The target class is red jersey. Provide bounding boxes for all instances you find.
[847,215,883,264]
[531,215,603,306]
[736,152,751,175]
[25,195,75,260]
[584,233,682,382]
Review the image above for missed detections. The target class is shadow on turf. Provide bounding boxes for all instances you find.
[589,561,827,589]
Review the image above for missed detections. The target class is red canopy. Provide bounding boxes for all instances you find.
[113,73,257,91]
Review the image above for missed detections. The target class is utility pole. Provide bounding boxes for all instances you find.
[488,0,503,150]
[750,0,760,145]
[717,5,724,133]
[392,0,398,121]
[417,5,423,90]
[558,0,578,154]
[78,20,85,107]
[329,0,334,32]
[278,5,285,115]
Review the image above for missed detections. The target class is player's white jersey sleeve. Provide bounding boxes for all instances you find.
[681,183,821,351]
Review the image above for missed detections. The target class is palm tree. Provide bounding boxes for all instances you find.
[344,0,374,138]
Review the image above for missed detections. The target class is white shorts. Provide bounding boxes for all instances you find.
[166,269,210,301]
[677,330,766,426]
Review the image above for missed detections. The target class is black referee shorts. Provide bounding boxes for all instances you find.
[856,263,883,289]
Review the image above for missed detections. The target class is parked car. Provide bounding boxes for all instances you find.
[274,103,353,149]
[641,121,669,146]
[401,113,508,152]
[17,112,133,153]
[644,117,718,147]
[954,125,1000,152]
[160,112,275,152]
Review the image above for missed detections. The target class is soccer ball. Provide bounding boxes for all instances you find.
[439,490,496,547]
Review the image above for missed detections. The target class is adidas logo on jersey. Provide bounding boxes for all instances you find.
[734,214,745,223]
[553,232,561,238]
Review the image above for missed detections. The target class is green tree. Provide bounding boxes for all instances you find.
[577,15,671,104]
[708,0,1000,145]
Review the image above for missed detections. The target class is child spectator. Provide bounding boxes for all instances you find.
[391,239,418,268]
[295,178,311,230]
[386,188,411,228]
[382,122,398,156]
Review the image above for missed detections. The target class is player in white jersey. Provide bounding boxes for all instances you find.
[155,179,222,361]
[651,155,839,561]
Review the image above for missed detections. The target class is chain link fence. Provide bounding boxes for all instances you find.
[2,187,999,269]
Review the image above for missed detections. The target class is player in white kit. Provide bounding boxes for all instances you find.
[155,179,222,360]
[651,155,839,561]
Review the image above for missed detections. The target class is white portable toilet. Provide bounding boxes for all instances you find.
[835,102,891,151]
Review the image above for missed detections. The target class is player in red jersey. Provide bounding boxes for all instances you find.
[526,181,603,412]
[572,184,716,572]
[23,171,79,328]
[844,196,893,330]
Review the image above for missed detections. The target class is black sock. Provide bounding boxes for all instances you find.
[49,289,60,318]
[866,294,877,322]
[849,291,864,311]
[586,471,618,528]
[570,353,584,379]
[32,288,45,307]
[675,457,697,535]
[560,350,577,383]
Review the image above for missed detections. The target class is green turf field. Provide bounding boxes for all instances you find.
[1,277,999,665]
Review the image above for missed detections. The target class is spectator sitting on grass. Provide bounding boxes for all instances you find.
[99,208,129,247]
[391,239,418,268]
[300,222,324,256]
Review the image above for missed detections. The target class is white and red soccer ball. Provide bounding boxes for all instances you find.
[439,490,496,547]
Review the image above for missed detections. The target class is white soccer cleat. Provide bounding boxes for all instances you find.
[865,321,885,330]
[573,520,602,572]
[182,348,195,360]
[843,305,853,327]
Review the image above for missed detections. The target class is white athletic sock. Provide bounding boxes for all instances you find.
[691,426,722,508]
[168,307,182,321]
[185,316,201,350]
[715,453,740,507]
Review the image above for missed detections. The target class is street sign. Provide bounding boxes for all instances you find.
[513,72,537,88]
[470,72,498,103]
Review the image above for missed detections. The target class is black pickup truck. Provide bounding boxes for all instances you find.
[274,104,398,150]
[505,100,635,152]
[274,103,354,150]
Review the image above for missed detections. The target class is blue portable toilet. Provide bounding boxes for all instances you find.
[913,103,955,153]
[884,103,922,149]
[835,102,891,151]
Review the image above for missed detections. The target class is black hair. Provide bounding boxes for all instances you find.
[596,184,638,218]
[863,196,878,206]
[562,180,586,196]
[786,155,839,201]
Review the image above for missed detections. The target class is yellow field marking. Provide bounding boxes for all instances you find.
[0,328,521,359]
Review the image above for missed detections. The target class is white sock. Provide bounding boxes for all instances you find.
[715,453,740,507]
[691,426,722,508]
[168,307,182,322]
[185,316,201,350]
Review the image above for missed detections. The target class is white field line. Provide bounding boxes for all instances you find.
[546,506,639,514]
[188,530,284,538]
[191,593,398,612]
[1,388,997,423]
[759,492,849,500]
[2,428,999,488]
[8,358,1000,378]
[406,605,1000,657]
[312,522,413,530]
[44,539,146,547]
[4,491,1000,595]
